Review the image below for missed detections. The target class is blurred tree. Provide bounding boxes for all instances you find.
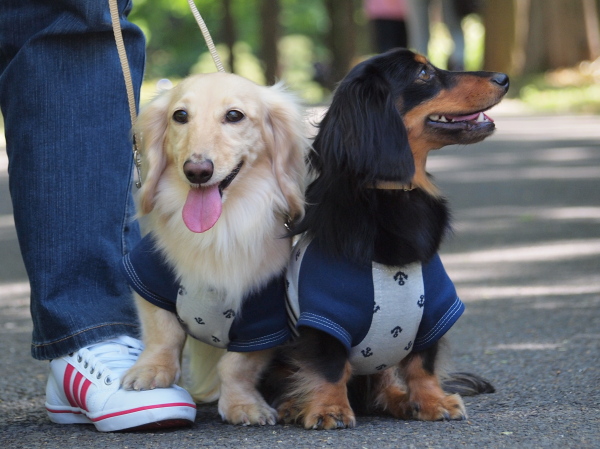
[260,0,281,85]
[483,0,600,76]
[223,0,237,72]
[129,0,222,78]
[583,0,600,59]
[482,0,518,74]
[322,0,358,89]
[524,0,596,72]
[129,0,366,95]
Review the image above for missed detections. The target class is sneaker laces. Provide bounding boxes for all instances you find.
[73,336,144,385]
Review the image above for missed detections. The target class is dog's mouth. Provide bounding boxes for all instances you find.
[217,161,243,194]
[182,161,244,234]
[426,110,494,130]
[424,108,499,145]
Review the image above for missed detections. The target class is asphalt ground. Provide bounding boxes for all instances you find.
[1,109,599,448]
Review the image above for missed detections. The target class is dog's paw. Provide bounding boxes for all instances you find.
[121,363,179,391]
[219,401,278,426]
[407,393,467,421]
[277,395,356,429]
[301,403,356,430]
[277,398,356,430]
[277,398,300,424]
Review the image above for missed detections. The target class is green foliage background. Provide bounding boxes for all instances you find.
[129,0,481,104]
[130,0,332,79]
[130,0,600,111]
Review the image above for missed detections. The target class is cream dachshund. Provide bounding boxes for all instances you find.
[120,72,308,426]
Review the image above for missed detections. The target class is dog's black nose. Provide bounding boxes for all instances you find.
[491,73,510,89]
[183,160,214,184]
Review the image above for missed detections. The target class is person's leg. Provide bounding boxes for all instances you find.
[0,0,196,430]
[442,0,466,70]
[371,19,409,53]
[394,19,409,49]
[406,0,431,55]
[0,0,142,360]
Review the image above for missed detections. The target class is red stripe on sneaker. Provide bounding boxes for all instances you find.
[90,403,197,422]
[79,379,92,412]
[63,364,78,408]
[45,407,84,415]
[72,372,84,408]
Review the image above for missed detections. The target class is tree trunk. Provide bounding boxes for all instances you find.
[524,0,593,73]
[260,0,281,85]
[222,0,236,73]
[324,0,357,89]
[482,0,519,74]
[583,0,600,60]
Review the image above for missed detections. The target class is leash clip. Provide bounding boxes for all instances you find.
[284,215,293,232]
[133,134,142,189]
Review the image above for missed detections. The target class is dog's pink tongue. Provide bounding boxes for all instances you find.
[446,112,480,121]
[182,186,222,233]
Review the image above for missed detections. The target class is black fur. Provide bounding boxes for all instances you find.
[442,372,496,396]
[285,327,348,384]
[273,48,507,425]
[260,328,348,409]
[373,189,450,266]
[293,49,451,265]
[415,340,439,375]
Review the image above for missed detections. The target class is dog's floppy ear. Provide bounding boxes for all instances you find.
[313,64,414,185]
[134,90,172,215]
[260,83,309,220]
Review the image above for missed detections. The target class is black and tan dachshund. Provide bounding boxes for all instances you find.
[263,48,509,430]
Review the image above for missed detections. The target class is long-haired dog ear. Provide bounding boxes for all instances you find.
[133,90,172,215]
[313,67,414,185]
[260,83,309,221]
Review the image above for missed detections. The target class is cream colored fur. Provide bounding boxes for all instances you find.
[122,73,308,424]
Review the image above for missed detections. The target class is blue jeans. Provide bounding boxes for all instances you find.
[0,0,145,359]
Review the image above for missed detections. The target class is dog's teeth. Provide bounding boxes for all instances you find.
[476,112,486,123]
[429,115,450,123]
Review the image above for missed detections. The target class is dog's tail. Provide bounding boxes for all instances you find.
[184,337,226,403]
[442,372,495,396]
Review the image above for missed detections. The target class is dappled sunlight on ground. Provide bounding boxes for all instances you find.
[491,342,564,351]
[451,283,600,302]
[444,238,600,264]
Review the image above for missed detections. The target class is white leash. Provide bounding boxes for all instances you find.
[108,0,224,188]
[186,0,225,73]
[108,0,142,187]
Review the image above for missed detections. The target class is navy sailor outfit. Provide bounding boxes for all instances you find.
[120,234,464,372]
[285,237,465,375]
[121,234,290,353]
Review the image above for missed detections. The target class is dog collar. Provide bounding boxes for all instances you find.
[369,181,414,191]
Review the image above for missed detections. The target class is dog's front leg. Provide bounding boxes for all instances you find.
[122,293,186,391]
[278,328,356,430]
[382,339,466,420]
[218,349,278,426]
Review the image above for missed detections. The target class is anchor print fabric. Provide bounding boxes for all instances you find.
[121,234,290,353]
[286,236,464,375]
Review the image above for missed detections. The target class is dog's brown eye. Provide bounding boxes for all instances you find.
[418,67,433,81]
[173,109,188,124]
[225,109,245,123]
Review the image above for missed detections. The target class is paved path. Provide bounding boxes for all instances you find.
[1,111,599,448]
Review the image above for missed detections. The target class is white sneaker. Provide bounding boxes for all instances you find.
[45,336,196,432]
